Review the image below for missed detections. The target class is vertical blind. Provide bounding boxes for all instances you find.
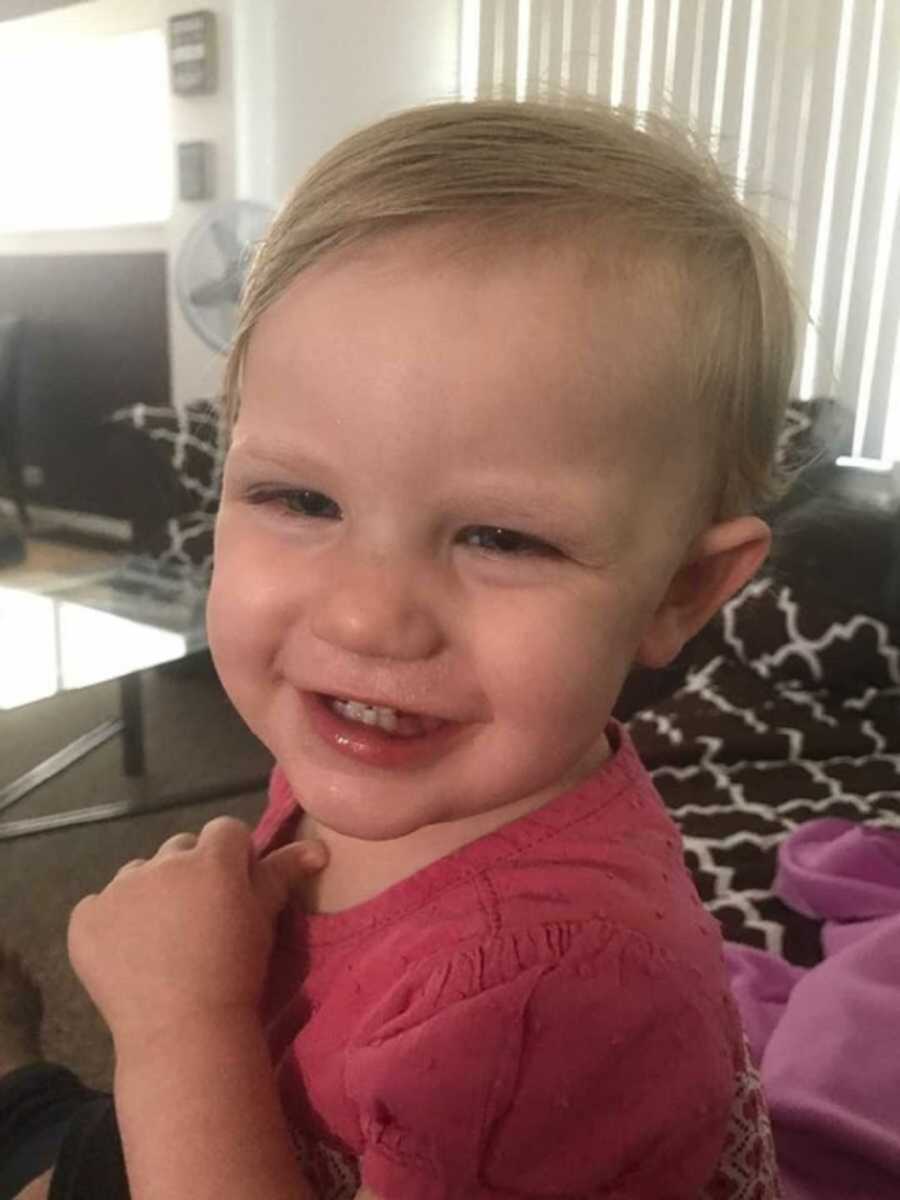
[460,0,900,467]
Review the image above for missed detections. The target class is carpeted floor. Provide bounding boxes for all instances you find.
[0,654,274,1090]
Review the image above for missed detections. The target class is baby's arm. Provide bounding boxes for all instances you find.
[117,1032,385,1200]
[118,1029,373,1200]
[113,1006,310,1200]
[68,818,328,1200]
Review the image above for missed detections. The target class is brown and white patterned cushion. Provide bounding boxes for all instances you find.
[109,399,224,572]
[629,574,900,965]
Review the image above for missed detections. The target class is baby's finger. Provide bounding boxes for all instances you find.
[253,840,329,918]
[115,858,147,877]
[196,815,253,861]
[156,832,199,857]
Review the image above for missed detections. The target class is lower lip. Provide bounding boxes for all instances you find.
[303,692,467,770]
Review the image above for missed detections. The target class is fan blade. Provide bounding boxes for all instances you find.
[189,272,240,307]
[209,219,242,263]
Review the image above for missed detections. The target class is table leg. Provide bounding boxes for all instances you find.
[119,673,145,776]
[1,663,270,841]
[0,719,122,816]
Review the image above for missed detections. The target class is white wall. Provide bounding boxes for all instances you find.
[1,0,85,19]
[0,0,236,408]
[233,0,461,206]
[0,0,462,409]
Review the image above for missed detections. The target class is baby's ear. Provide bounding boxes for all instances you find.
[635,516,771,669]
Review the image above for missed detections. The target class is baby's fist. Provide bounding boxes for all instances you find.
[68,817,327,1046]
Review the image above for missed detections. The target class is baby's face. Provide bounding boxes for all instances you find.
[208,228,698,843]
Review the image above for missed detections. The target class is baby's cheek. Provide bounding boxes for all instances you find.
[205,570,240,665]
[209,527,282,637]
[541,626,631,724]
[491,619,604,723]
[206,567,272,688]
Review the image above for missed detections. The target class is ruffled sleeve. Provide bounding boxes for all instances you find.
[344,921,736,1199]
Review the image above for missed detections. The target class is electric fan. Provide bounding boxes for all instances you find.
[174,200,275,353]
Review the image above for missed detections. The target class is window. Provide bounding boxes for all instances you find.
[461,0,900,467]
[0,26,172,233]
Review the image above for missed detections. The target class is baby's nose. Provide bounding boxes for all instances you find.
[309,558,444,662]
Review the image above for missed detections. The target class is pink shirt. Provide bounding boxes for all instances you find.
[252,723,769,1198]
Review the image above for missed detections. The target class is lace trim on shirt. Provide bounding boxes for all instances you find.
[699,1036,782,1199]
[291,1127,360,1200]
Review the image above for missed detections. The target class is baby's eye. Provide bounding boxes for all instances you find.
[247,488,341,519]
[461,526,557,557]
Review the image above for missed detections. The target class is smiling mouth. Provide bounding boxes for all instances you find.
[320,693,449,739]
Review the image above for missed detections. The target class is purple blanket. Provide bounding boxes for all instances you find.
[725,819,900,1199]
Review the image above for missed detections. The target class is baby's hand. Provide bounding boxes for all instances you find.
[68,816,327,1047]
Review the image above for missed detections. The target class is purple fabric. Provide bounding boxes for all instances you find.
[724,819,900,1200]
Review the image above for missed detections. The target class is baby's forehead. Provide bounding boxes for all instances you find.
[285,221,687,379]
[314,216,676,292]
[256,224,695,469]
[274,218,676,351]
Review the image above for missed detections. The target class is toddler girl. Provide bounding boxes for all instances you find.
[6,98,790,1199]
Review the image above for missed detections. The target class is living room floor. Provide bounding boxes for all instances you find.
[0,550,274,1090]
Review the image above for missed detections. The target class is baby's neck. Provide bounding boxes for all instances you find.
[296,814,443,913]
[295,784,566,915]
[296,733,611,914]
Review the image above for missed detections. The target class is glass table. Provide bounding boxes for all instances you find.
[0,556,268,841]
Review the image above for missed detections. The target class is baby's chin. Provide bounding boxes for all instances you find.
[296,790,471,846]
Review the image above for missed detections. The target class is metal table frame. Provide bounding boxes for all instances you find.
[0,662,269,843]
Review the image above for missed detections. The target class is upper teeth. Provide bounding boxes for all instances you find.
[332,697,399,732]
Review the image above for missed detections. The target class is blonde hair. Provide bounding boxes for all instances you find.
[223,98,795,518]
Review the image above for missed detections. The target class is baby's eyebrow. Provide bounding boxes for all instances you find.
[459,473,613,520]
[225,440,322,475]
[453,485,553,522]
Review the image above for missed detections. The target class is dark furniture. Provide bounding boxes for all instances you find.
[0,314,28,529]
[0,252,170,527]
[616,401,899,967]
